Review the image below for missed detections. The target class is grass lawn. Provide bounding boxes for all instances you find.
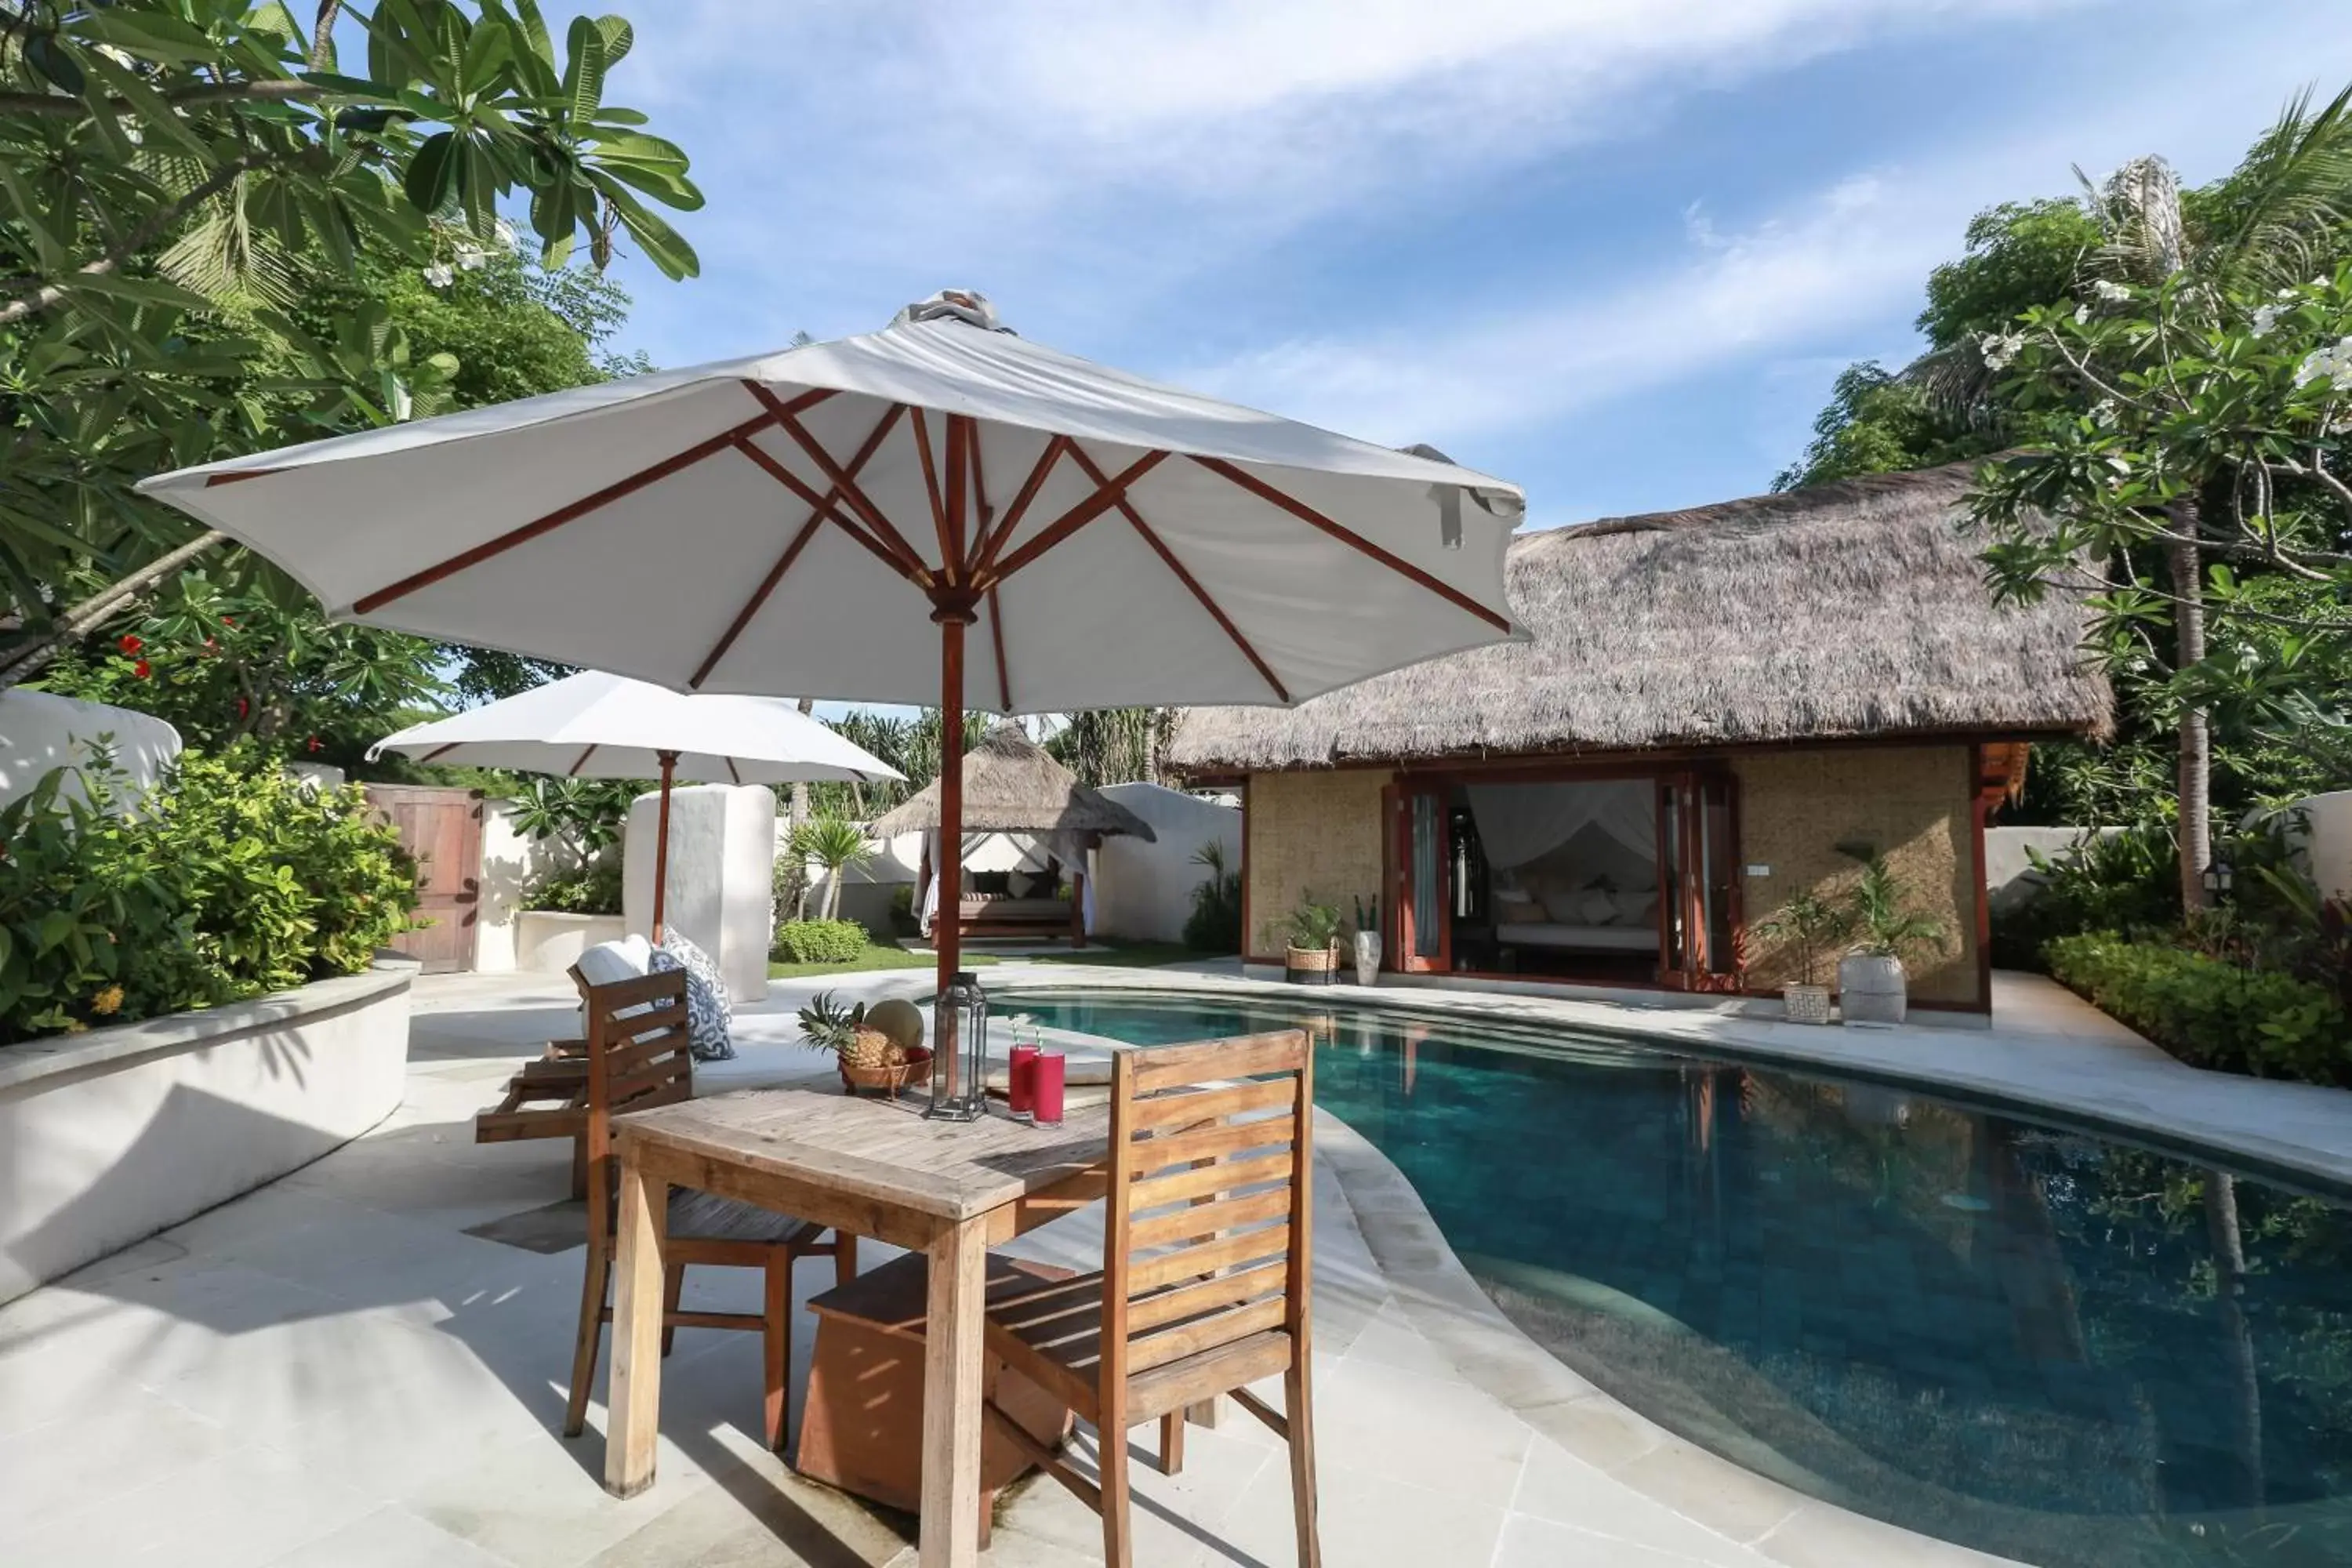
[769,939,1201,980]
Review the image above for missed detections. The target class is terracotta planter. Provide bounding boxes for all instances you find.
[1837,953,1908,1027]
[1285,943,1338,986]
[1781,983,1831,1026]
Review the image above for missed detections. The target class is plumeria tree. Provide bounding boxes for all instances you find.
[0,0,698,674]
[1970,267,2352,906]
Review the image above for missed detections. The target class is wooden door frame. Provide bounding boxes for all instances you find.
[1653,768,1744,993]
[1390,781,1451,974]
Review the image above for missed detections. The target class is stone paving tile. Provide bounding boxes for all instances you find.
[256,1504,519,1568]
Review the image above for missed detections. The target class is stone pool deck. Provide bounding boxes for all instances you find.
[2,964,2343,1566]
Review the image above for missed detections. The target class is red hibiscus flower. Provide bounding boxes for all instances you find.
[234,696,249,718]
[306,736,323,753]
[117,633,142,654]
[132,659,151,679]
[220,615,237,627]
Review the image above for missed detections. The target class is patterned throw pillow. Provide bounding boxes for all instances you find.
[649,932,734,1062]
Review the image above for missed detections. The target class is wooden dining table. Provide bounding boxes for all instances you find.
[602,1087,1112,1568]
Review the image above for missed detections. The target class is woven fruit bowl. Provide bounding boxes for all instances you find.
[840,1043,932,1098]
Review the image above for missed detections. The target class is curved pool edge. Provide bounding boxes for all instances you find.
[1309,1109,2031,1568]
[993,965,2352,1200]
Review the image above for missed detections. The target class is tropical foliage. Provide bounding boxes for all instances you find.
[2046,931,2350,1085]
[1181,839,1241,953]
[0,745,419,1042]
[773,920,870,967]
[788,815,871,922]
[0,0,695,676]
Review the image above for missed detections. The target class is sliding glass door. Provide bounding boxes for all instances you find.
[1656,771,1743,990]
[1387,783,1450,973]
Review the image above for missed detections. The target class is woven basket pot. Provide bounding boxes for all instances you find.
[1782,983,1832,1026]
[1285,943,1338,986]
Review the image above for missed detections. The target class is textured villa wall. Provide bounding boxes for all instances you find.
[1245,769,1389,957]
[1735,746,1980,1007]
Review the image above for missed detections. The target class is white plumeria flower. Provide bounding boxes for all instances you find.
[2092,398,2118,426]
[2298,338,2352,389]
[2093,279,2132,304]
[1980,331,2025,371]
[2251,304,2281,337]
[423,263,455,289]
[455,243,487,270]
[2073,304,2091,325]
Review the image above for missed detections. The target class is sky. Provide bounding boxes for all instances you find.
[557,0,2352,541]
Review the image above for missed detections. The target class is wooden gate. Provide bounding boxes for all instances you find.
[365,785,485,973]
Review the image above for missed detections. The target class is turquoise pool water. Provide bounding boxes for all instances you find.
[996,989,2352,1568]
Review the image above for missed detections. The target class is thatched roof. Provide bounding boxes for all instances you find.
[868,725,1157,840]
[1166,461,2111,773]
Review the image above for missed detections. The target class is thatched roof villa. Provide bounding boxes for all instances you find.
[1166,460,2112,1014]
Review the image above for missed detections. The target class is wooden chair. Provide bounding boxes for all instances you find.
[981,1029,1321,1568]
[562,966,857,1450]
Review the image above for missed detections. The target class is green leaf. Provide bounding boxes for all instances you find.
[594,16,635,67]
[403,129,459,212]
[64,273,216,311]
[562,17,607,121]
[24,32,87,94]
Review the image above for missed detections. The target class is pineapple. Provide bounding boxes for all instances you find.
[797,991,897,1070]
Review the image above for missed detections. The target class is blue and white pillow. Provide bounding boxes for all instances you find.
[649,932,734,1062]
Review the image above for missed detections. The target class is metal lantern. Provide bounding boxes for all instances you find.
[927,971,989,1121]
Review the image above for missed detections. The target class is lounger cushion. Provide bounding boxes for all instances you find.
[651,931,735,1062]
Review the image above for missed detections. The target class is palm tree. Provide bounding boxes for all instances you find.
[791,815,873,922]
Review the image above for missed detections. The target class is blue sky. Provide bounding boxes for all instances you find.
[565,0,2352,539]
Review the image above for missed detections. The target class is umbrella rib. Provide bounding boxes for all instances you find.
[740,383,934,583]
[981,448,1171,586]
[909,406,954,577]
[726,757,741,786]
[987,584,1013,710]
[568,742,598,776]
[1189,456,1512,633]
[729,430,931,586]
[350,405,806,615]
[1065,444,1290,703]
[690,405,907,688]
[971,434,1069,578]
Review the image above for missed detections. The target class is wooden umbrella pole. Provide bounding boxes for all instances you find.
[935,612,967,1008]
[652,750,678,944]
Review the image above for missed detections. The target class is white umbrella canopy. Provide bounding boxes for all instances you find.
[366,670,901,940]
[366,670,901,786]
[140,290,1526,1054]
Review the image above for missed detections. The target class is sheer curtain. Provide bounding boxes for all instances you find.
[1467,780,1654,871]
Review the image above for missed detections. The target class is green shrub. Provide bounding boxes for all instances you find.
[2046,931,2352,1086]
[524,859,622,916]
[1182,841,1243,953]
[1990,826,2178,971]
[772,919,871,965]
[0,747,419,1044]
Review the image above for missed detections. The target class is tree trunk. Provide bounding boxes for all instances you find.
[0,530,227,690]
[2169,503,2212,913]
[2204,1173,2266,1512]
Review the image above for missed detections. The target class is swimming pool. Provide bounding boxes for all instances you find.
[996,988,2352,1568]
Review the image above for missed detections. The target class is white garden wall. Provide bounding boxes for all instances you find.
[2288,789,2352,902]
[1093,783,1240,943]
[626,782,774,1001]
[0,960,415,1305]
[0,689,180,813]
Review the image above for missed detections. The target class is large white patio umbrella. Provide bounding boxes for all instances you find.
[368,670,901,940]
[139,289,1526,1037]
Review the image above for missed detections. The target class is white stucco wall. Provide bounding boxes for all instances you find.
[0,963,414,1305]
[0,689,181,812]
[473,801,597,973]
[626,783,774,1002]
[1093,783,1242,944]
[2288,789,2352,902]
[1985,826,2122,914]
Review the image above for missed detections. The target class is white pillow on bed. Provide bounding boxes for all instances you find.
[1576,888,1618,926]
[1538,888,1584,924]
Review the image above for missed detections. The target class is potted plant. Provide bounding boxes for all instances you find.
[1278,895,1344,985]
[1351,894,1382,986]
[798,990,930,1095]
[1750,889,1849,1025]
[1836,848,1947,1027]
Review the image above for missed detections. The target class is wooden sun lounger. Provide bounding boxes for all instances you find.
[956,894,1084,946]
[475,1040,593,1198]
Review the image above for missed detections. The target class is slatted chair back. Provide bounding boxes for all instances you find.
[572,964,694,1247]
[1102,1029,1313,1410]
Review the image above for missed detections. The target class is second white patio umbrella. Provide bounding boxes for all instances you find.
[368,670,901,939]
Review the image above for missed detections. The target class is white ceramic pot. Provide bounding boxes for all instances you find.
[1837,953,1908,1027]
[1352,931,1382,986]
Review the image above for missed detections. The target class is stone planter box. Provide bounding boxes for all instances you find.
[516,910,627,975]
[0,959,416,1305]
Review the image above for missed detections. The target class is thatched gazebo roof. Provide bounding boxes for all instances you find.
[868,724,1157,840]
[1166,459,2112,773]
